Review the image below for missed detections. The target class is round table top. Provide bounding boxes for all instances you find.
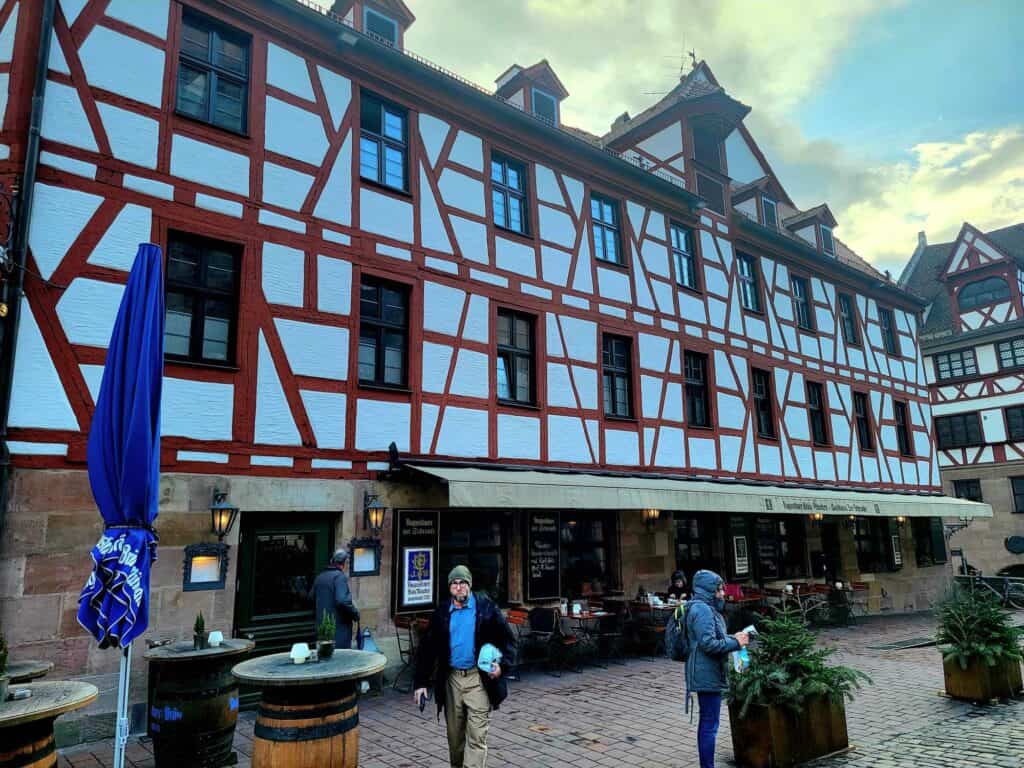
[145,638,254,662]
[0,681,99,729]
[232,649,386,687]
[6,660,54,684]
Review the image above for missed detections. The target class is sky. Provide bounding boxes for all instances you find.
[336,0,1024,278]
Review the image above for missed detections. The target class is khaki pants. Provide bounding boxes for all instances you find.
[444,669,491,768]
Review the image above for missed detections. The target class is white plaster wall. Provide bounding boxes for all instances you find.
[546,363,574,408]
[161,377,233,440]
[548,415,592,463]
[541,246,572,287]
[267,43,315,100]
[8,298,78,430]
[84,204,151,271]
[538,206,576,249]
[300,390,347,449]
[981,408,1007,444]
[0,2,17,63]
[636,123,682,159]
[654,426,685,467]
[638,333,670,371]
[316,66,351,130]
[497,414,540,460]
[724,129,767,184]
[573,365,598,410]
[419,114,450,168]
[794,224,816,247]
[80,27,164,107]
[263,162,314,211]
[97,103,159,169]
[56,278,123,347]
[449,131,483,172]
[436,406,488,457]
[464,295,489,344]
[558,316,597,363]
[596,267,632,303]
[359,188,414,243]
[313,133,353,226]
[170,135,250,196]
[451,215,489,264]
[106,0,169,38]
[450,349,489,399]
[717,393,746,430]
[28,183,103,279]
[262,242,305,307]
[604,429,639,465]
[40,80,98,152]
[438,169,485,217]
[255,333,301,445]
[975,344,997,374]
[534,165,562,206]
[423,282,464,336]
[495,236,536,277]
[420,169,453,254]
[316,255,351,315]
[689,437,717,469]
[265,96,329,166]
[421,342,453,393]
[356,399,411,452]
[274,318,348,380]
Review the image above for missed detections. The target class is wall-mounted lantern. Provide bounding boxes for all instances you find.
[642,508,661,531]
[364,492,387,535]
[210,488,239,541]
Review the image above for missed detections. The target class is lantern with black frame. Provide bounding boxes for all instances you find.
[350,492,387,577]
[182,488,238,591]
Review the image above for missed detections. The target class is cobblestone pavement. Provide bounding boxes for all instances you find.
[59,612,1024,768]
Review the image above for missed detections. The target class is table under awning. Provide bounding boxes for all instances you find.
[404,465,993,519]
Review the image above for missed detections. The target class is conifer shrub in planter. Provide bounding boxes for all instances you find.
[727,609,870,768]
[936,585,1023,702]
[317,609,336,660]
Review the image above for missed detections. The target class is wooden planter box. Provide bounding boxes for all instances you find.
[729,695,849,768]
[943,656,1023,702]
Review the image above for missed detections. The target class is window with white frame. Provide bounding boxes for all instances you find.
[671,223,698,291]
[998,337,1024,369]
[591,194,622,265]
[820,225,835,256]
[737,253,762,312]
[933,348,978,381]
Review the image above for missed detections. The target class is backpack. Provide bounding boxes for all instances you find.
[665,603,693,662]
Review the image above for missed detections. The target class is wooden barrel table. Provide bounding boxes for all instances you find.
[0,681,98,768]
[6,661,54,685]
[144,639,254,768]
[231,649,386,768]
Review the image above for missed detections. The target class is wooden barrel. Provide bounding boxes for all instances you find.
[149,656,240,768]
[0,720,57,768]
[252,682,359,768]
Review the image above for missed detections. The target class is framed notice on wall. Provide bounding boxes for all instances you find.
[402,547,434,606]
[526,510,560,601]
[395,509,439,610]
[733,536,750,577]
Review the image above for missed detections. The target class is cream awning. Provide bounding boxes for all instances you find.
[405,465,992,519]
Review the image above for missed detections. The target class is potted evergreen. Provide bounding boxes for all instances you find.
[317,610,336,660]
[0,631,9,703]
[936,585,1023,702]
[193,611,208,651]
[727,609,870,767]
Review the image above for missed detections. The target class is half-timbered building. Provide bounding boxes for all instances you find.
[0,0,988,734]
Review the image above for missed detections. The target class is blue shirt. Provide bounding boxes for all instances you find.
[448,593,477,670]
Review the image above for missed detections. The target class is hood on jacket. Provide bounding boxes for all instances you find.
[692,569,724,602]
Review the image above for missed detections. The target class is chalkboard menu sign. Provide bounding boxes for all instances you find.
[396,510,439,611]
[526,511,560,601]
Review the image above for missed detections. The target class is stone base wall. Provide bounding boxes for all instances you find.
[940,463,1024,574]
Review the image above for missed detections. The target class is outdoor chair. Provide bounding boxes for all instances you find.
[528,606,581,676]
[392,614,426,692]
[629,603,667,659]
[505,608,532,680]
[591,609,626,666]
[849,582,870,615]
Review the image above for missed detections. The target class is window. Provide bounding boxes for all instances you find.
[1006,406,1024,442]
[879,307,898,355]
[1012,477,1024,513]
[934,413,982,450]
[591,194,622,265]
[531,88,558,124]
[696,174,726,216]
[855,518,899,573]
[854,392,873,450]
[958,276,1011,311]
[997,337,1024,369]
[496,310,534,405]
[791,275,814,331]
[806,381,829,445]
[761,197,778,229]
[737,253,762,312]
[752,368,775,438]
[440,511,509,606]
[838,293,860,346]
[490,153,529,235]
[560,511,619,598]
[164,231,241,365]
[363,7,398,45]
[934,348,978,381]
[820,225,835,256]
[176,11,249,133]
[684,351,711,428]
[671,224,698,291]
[913,518,947,567]
[753,516,807,580]
[692,126,722,172]
[358,277,408,387]
[953,478,982,502]
[360,92,407,191]
[602,335,632,418]
[894,401,912,456]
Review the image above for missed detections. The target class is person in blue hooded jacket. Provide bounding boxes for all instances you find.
[685,569,750,768]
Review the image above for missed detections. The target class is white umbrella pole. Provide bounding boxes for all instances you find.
[113,644,132,768]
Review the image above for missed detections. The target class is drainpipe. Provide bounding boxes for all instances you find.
[0,0,57,533]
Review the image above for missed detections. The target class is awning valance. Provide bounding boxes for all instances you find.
[404,465,992,520]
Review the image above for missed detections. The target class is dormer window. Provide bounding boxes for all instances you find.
[821,225,835,257]
[364,7,398,45]
[531,87,558,125]
[958,276,1011,311]
[761,197,778,229]
[692,125,723,172]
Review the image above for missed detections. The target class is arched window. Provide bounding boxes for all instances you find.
[958,276,1011,311]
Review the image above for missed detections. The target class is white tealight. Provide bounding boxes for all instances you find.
[290,643,311,664]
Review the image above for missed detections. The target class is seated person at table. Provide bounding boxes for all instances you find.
[666,570,688,601]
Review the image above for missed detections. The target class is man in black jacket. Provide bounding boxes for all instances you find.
[413,565,515,768]
[308,549,360,648]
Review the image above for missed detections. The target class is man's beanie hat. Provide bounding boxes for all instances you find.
[448,565,473,586]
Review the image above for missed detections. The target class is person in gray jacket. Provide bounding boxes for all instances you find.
[685,569,750,768]
[309,549,360,648]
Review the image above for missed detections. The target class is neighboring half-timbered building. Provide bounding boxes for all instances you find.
[901,222,1024,575]
[0,0,987,734]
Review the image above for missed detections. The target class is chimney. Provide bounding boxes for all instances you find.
[917,231,927,248]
